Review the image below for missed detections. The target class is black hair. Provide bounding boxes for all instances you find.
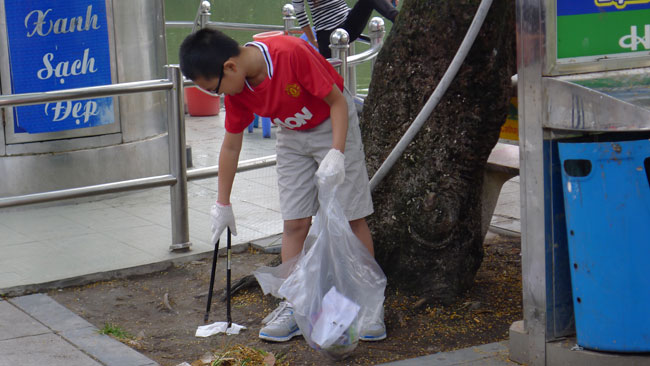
[179,28,241,80]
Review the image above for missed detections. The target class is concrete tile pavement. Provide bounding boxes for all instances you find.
[377,341,518,366]
[0,294,157,366]
[0,107,522,365]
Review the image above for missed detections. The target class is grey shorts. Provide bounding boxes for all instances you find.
[276,90,373,221]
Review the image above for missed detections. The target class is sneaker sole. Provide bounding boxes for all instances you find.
[258,328,302,342]
[359,332,387,342]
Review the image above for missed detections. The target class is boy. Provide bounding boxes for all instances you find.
[179,28,385,342]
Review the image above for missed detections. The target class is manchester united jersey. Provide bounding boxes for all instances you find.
[224,35,344,134]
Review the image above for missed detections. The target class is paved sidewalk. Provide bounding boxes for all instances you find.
[0,107,522,365]
[0,294,158,366]
[377,341,517,366]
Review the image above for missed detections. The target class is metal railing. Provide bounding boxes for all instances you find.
[0,66,276,250]
[0,2,386,252]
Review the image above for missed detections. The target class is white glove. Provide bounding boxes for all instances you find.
[316,149,345,186]
[210,202,237,245]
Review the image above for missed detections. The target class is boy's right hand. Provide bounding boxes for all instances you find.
[316,149,346,187]
[210,202,238,245]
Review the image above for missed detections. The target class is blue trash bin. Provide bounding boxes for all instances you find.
[558,139,650,352]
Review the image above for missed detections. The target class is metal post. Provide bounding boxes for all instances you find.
[199,1,211,30]
[330,29,350,83]
[348,42,357,96]
[282,4,296,35]
[166,65,192,251]
[368,17,386,72]
[192,1,211,33]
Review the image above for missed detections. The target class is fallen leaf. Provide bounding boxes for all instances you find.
[263,353,276,366]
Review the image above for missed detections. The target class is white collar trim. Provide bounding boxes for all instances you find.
[244,41,273,91]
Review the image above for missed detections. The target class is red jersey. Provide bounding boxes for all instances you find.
[224,35,344,133]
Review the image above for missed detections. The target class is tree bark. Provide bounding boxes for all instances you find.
[361,0,516,304]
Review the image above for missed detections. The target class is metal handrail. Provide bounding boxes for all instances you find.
[0,175,177,208]
[166,20,195,29]
[0,2,384,252]
[188,155,277,181]
[347,43,382,66]
[0,79,172,108]
[207,21,301,34]
[167,20,303,34]
[0,67,192,250]
[0,66,278,250]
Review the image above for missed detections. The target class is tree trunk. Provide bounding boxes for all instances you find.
[361,0,516,304]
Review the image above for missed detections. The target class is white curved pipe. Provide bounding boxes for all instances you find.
[369,0,494,191]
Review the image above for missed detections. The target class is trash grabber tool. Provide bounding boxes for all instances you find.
[226,227,232,327]
[204,235,220,323]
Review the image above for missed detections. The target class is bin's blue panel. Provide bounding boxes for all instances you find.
[544,140,575,340]
[558,139,650,352]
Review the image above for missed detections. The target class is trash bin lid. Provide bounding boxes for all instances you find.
[253,31,284,41]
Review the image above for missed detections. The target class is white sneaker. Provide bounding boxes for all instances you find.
[360,320,387,341]
[258,301,302,342]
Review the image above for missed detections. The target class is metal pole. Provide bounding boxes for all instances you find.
[166,65,192,251]
[329,29,350,84]
[192,0,211,33]
[369,0,493,192]
[282,4,296,35]
[0,175,176,209]
[368,17,386,72]
[348,42,357,96]
[204,236,220,323]
[198,1,211,30]
[226,227,232,327]
[0,80,171,108]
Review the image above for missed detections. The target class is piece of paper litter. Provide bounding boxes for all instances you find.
[311,286,360,348]
[195,322,246,337]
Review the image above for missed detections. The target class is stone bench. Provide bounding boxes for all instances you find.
[481,142,520,239]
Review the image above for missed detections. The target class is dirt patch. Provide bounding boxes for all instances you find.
[49,233,521,366]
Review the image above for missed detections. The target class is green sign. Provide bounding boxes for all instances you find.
[557,1,650,59]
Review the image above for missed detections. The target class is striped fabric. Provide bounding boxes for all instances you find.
[292,0,350,31]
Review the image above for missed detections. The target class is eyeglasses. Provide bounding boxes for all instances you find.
[195,67,224,96]
[213,67,224,94]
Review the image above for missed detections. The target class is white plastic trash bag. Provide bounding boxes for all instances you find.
[254,178,387,359]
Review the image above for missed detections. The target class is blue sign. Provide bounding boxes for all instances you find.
[557,0,650,16]
[5,0,114,134]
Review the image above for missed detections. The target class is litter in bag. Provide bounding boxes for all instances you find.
[311,286,360,349]
[254,178,387,359]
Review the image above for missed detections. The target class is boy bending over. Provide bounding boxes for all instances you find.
[179,28,385,342]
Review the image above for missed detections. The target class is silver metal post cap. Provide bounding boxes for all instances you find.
[369,17,385,32]
[201,1,211,13]
[282,4,295,17]
[330,28,350,46]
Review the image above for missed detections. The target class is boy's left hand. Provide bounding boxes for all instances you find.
[316,149,345,186]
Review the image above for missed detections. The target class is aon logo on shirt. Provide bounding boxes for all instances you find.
[274,107,312,129]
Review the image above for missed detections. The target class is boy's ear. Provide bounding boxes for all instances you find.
[223,59,237,73]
